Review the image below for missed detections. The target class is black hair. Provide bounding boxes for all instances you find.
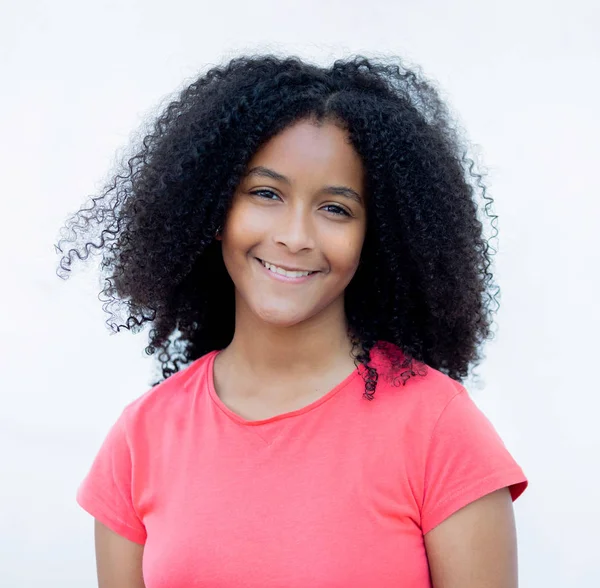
[55,54,499,397]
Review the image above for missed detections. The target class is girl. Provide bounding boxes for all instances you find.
[57,54,528,587]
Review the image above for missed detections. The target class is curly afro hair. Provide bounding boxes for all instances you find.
[55,54,499,397]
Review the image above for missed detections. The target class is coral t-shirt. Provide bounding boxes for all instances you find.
[77,343,527,587]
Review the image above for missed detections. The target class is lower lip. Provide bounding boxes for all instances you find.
[255,258,318,284]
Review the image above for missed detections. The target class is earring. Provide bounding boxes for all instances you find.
[215,225,223,239]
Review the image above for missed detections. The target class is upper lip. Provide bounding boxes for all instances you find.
[257,258,317,273]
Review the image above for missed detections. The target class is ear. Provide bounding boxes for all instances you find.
[214,225,223,241]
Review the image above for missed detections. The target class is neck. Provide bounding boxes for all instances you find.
[223,295,355,380]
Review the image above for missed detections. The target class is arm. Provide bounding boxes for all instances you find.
[94,520,146,588]
[424,488,519,588]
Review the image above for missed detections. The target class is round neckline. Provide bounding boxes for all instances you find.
[205,349,362,426]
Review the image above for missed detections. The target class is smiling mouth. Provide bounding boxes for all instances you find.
[256,258,317,278]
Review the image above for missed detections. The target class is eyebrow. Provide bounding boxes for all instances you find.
[244,166,363,204]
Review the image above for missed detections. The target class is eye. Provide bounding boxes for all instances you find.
[322,204,352,217]
[250,189,281,201]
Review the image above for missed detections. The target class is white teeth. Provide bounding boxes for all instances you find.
[262,260,312,278]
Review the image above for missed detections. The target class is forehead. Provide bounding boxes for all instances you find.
[245,119,364,190]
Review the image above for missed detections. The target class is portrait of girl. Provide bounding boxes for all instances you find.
[56,54,528,587]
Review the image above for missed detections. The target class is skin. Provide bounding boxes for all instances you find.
[214,118,367,417]
[424,488,519,588]
[94,521,144,588]
[94,119,519,587]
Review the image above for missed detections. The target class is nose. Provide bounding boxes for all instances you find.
[272,206,316,253]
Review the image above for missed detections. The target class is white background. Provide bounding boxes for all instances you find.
[1,0,598,586]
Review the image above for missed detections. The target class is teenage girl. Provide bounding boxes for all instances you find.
[57,54,528,587]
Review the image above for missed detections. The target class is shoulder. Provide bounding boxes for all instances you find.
[371,342,527,533]
[119,350,218,433]
[352,341,469,461]
[370,341,464,423]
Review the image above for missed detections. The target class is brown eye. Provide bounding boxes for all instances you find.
[250,189,280,201]
[322,204,351,217]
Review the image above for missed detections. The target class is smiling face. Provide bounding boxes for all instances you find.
[220,118,367,328]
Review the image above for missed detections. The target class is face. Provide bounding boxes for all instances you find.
[219,118,367,328]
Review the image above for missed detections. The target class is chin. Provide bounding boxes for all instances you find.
[253,305,315,328]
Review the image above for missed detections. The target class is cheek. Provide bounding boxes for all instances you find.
[222,204,261,256]
[223,200,275,248]
[326,228,365,275]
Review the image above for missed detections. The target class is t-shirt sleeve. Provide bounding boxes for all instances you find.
[76,411,147,545]
[420,385,528,535]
